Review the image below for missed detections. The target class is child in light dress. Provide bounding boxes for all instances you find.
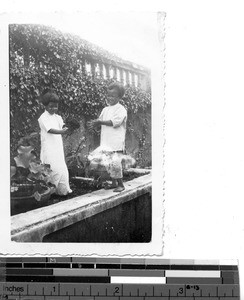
[88,83,127,192]
[38,90,72,195]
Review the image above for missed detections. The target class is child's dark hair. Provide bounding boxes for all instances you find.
[107,82,125,98]
[40,89,59,106]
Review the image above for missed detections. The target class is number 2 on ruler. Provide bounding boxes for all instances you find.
[114,287,120,295]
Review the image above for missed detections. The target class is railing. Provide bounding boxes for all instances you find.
[21,52,150,91]
[79,57,150,91]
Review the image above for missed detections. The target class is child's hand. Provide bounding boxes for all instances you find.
[63,127,71,134]
[87,120,94,129]
[87,120,100,131]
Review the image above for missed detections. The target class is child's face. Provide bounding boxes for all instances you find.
[107,88,119,106]
[46,102,58,115]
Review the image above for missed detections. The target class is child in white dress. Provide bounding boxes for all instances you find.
[38,90,72,195]
[88,83,127,192]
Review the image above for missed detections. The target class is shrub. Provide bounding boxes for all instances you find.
[9,24,151,167]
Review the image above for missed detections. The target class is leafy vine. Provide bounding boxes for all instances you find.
[10,24,151,167]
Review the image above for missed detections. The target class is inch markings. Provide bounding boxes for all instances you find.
[0,283,240,298]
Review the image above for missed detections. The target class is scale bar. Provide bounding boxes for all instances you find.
[165,270,221,277]
[166,277,222,284]
[53,269,108,276]
[110,276,166,284]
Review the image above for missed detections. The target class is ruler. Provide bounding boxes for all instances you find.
[0,257,240,299]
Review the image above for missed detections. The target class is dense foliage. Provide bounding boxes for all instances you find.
[10,133,55,202]
[9,24,151,166]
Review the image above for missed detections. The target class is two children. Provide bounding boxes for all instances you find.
[38,82,127,195]
[88,83,127,192]
[38,90,72,195]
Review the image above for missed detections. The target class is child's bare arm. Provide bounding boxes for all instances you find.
[48,127,69,134]
[88,119,113,129]
[97,119,113,126]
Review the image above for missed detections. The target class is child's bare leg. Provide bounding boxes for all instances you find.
[117,178,124,188]
[104,178,117,189]
[111,178,118,187]
[110,153,124,192]
[113,178,125,192]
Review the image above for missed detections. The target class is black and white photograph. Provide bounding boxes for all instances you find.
[1,11,164,253]
[1,0,244,295]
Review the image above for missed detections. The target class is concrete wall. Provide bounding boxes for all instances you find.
[11,173,152,242]
[43,193,151,243]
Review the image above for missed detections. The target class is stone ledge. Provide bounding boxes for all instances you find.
[11,173,152,242]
